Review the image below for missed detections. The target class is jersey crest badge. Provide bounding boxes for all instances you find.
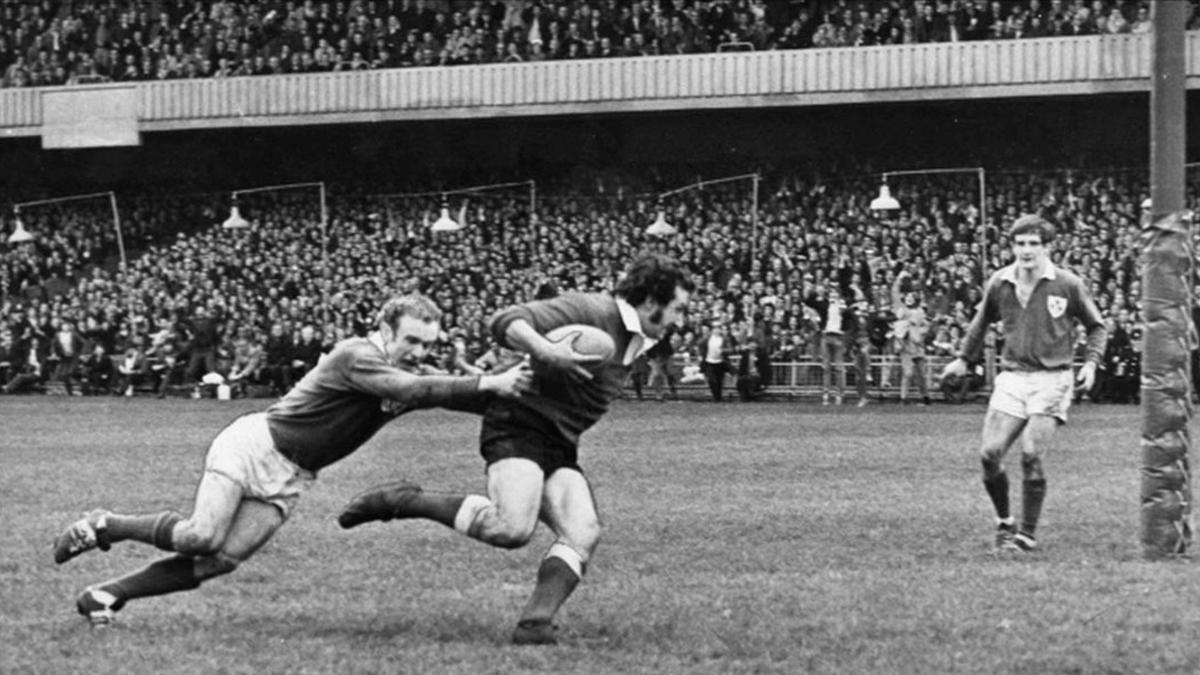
[1047,294,1067,318]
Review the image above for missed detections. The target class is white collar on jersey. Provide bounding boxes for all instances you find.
[615,297,658,365]
[997,261,1057,285]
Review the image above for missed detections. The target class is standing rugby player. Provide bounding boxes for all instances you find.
[943,215,1107,553]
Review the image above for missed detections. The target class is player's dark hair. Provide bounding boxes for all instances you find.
[614,253,696,307]
[1009,214,1056,244]
[377,294,442,330]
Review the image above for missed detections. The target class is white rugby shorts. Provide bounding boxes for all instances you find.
[204,412,315,517]
[988,369,1075,423]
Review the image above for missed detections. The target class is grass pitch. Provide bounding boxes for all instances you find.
[2,397,1197,674]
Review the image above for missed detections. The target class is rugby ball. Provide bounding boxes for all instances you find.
[544,324,616,365]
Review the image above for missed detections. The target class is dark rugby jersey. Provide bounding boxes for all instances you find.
[489,292,649,448]
[960,263,1106,372]
[265,337,481,472]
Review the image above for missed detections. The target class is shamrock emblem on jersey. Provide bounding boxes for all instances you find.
[1046,294,1067,319]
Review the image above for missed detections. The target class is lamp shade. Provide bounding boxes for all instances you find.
[431,205,463,232]
[222,205,250,229]
[869,184,901,211]
[644,209,677,237]
[7,217,34,244]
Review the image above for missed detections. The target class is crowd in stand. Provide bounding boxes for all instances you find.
[0,165,1166,404]
[0,0,1192,88]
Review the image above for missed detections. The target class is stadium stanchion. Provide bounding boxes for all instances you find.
[868,166,988,278]
[654,173,760,259]
[224,182,330,327]
[12,191,127,271]
[379,180,537,235]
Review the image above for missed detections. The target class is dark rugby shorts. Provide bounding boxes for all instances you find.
[480,403,581,475]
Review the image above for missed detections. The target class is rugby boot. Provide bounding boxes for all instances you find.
[53,510,112,564]
[511,618,558,646]
[337,481,424,529]
[1014,530,1038,552]
[76,587,123,628]
[994,520,1019,553]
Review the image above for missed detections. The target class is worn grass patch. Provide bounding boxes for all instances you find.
[2,397,1196,674]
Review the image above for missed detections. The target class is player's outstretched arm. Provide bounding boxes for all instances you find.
[504,319,602,380]
[346,350,525,408]
[478,359,533,398]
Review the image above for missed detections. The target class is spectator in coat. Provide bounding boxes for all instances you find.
[3,332,46,394]
[226,328,266,398]
[50,318,86,395]
[262,321,296,394]
[116,336,151,396]
[735,336,767,402]
[183,305,223,384]
[290,324,324,382]
[81,343,115,395]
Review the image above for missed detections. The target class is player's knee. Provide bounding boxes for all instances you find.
[980,444,1003,462]
[573,522,602,556]
[980,454,1004,477]
[1021,453,1044,479]
[194,553,240,580]
[488,523,536,549]
[173,521,223,555]
[479,510,537,549]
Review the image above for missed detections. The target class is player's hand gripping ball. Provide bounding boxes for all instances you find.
[536,324,616,378]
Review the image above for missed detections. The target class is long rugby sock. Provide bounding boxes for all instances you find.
[982,468,1011,521]
[400,492,488,531]
[518,542,585,623]
[1021,478,1047,535]
[96,555,201,605]
[106,511,184,551]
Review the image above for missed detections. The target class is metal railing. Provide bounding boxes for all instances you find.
[4,32,1193,135]
[711,354,964,398]
[635,351,1038,399]
[764,354,977,397]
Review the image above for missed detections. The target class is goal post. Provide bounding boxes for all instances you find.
[1140,0,1192,559]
